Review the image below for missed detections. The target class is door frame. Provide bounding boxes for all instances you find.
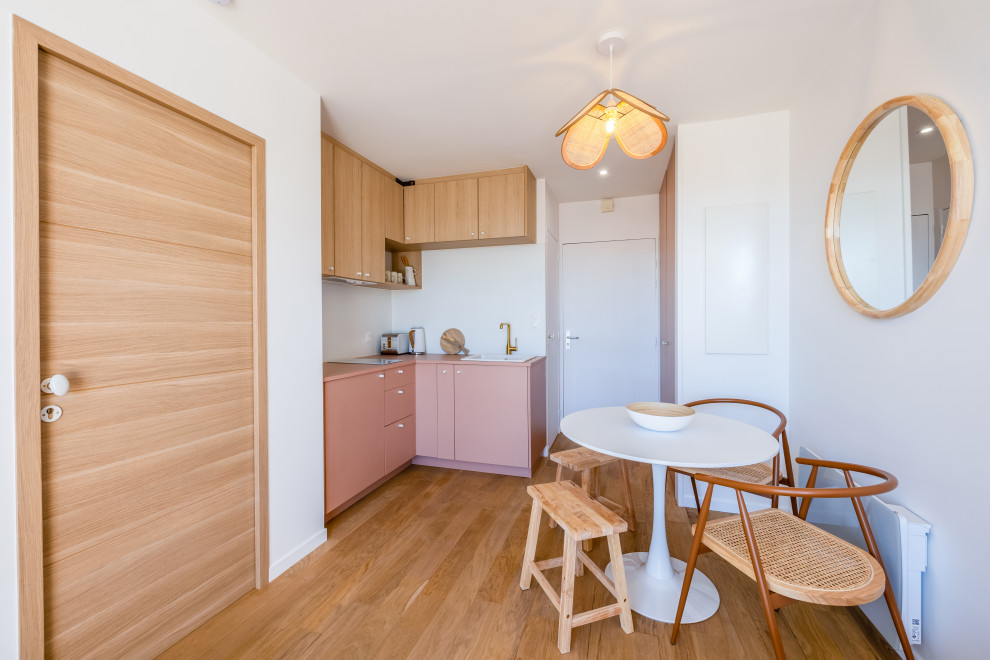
[13,17,269,655]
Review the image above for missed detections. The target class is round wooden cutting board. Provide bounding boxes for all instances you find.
[440,328,469,354]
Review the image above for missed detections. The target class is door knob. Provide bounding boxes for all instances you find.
[41,374,70,396]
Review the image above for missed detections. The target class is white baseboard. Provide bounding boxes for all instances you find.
[268,528,327,582]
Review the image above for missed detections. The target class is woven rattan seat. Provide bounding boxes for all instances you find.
[699,508,885,605]
[675,461,773,485]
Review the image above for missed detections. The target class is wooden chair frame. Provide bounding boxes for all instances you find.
[669,398,797,514]
[670,457,914,659]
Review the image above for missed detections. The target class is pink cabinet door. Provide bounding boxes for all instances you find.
[385,364,414,389]
[415,364,438,457]
[324,371,385,514]
[437,365,455,459]
[453,365,529,467]
[384,383,414,425]
[385,414,416,473]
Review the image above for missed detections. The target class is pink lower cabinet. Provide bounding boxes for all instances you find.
[324,371,385,515]
[385,415,415,473]
[453,365,529,467]
[414,358,547,477]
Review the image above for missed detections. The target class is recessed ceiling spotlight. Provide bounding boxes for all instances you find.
[209,0,231,5]
[919,126,935,134]
[599,169,608,176]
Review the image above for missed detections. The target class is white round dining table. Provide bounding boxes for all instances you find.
[559,406,779,623]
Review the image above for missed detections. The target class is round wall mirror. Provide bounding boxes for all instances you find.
[825,95,973,318]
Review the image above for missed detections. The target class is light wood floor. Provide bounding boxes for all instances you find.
[162,436,898,659]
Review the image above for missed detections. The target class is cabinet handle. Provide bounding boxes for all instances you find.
[397,369,404,374]
[329,266,334,271]
[357,271,363,276]
[397,390,404,394]
[406,236,411,240]
[456,370,461,374]
[398,423,404,428]
[470,232,475,236]
[378,374,385,379]
[442,369,447,374]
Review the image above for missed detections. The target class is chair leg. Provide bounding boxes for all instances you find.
[618,461,637,531]
[879,577,915,660]
[671,483,714,645]
[580,469,594,552]
[558,535,578,654]
[606,533,633,634]
[549,464,563,529]
[519,499,543,590]
[690,476,701,511]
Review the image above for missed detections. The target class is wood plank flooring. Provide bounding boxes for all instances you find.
[161,436,898,659]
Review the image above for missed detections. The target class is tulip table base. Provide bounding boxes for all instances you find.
[604,464,719,623]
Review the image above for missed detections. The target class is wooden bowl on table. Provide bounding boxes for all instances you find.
[625,402,696,432]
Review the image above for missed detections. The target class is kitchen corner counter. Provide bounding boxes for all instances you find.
[323,353,545,382]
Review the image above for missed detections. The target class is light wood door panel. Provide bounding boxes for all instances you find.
[35,46,260,659]
[403,183,435,243]
[385,178,404,244]
[453,365,529,467]
[321,137,335,275]
[435,178,479,242]
[478,172,526,239]
[334,148,363,278]
[361,163,386,282]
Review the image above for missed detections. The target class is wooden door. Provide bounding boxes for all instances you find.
[321,137,335,276]
[435,178,479,241]
[14,19,267,658]
[334,148,363,279]
[478,172,525,239]
[361,164,386,282]
[403,183,435,243]
[324,373,385,513]
[385,178,405,244]
[453,366,529,467]
[659,146,677,403]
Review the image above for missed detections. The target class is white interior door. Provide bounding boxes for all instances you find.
[562,239,659,416]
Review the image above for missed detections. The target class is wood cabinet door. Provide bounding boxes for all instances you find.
[403,183,435,243]
[334,148,363,279]
[324,372,385,513]
[362,164,387,282]
[321,137,335,275]
[437,365,455,459]
[435,178,479,242]
[385,178,404,243]
[453,365,529,467]
[415,364,438,457]
[385,415,416,473]
[478,172,526,239]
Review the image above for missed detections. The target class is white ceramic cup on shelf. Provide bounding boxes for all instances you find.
[404,266,416,287]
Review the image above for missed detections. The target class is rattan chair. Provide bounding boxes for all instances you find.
[668,398,796,514]
[670,457,914,660]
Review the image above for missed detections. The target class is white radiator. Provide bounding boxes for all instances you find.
[798,447,930,656]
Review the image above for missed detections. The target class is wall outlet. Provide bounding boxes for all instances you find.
[363,331,371,342]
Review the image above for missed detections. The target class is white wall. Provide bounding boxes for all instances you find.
[558,194,660,244]
[0,3,327,654]
[676,112,790,410]
[788,1,990,656]
[322,282,394,359]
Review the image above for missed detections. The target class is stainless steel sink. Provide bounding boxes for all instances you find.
[330,358,403,365]
[460,354,532,362]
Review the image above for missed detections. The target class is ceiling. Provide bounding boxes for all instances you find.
[201,0,870,202]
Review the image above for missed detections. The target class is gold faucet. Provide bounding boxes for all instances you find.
[500,322,517,355]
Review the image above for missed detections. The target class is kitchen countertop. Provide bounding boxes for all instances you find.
[323,353,545,382]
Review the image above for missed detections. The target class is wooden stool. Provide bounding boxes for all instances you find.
[520,480,633,654]
[549,447,637,551]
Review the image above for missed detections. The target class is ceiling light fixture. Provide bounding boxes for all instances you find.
[555,31,670,170]
[919,126,935,134]
[599,169,608,176]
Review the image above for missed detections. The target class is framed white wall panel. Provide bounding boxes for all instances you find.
[704,203,769,354]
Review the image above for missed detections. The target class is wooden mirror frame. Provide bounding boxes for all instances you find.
[824,95,973,318]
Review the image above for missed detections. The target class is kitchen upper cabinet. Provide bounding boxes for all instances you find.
[435,178,479,242]
[479,171,532,240]
[403,183,435,244]
[324,371,385,514]
[333,148,363,280]
[385,178,404,244]
[361,163,387,282]
[453,365,530,467]
[320,137,335,276]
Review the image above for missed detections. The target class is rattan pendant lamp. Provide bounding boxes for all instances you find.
[556,31,670,170]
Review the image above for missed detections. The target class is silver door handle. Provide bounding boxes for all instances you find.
[661,341,669,345]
